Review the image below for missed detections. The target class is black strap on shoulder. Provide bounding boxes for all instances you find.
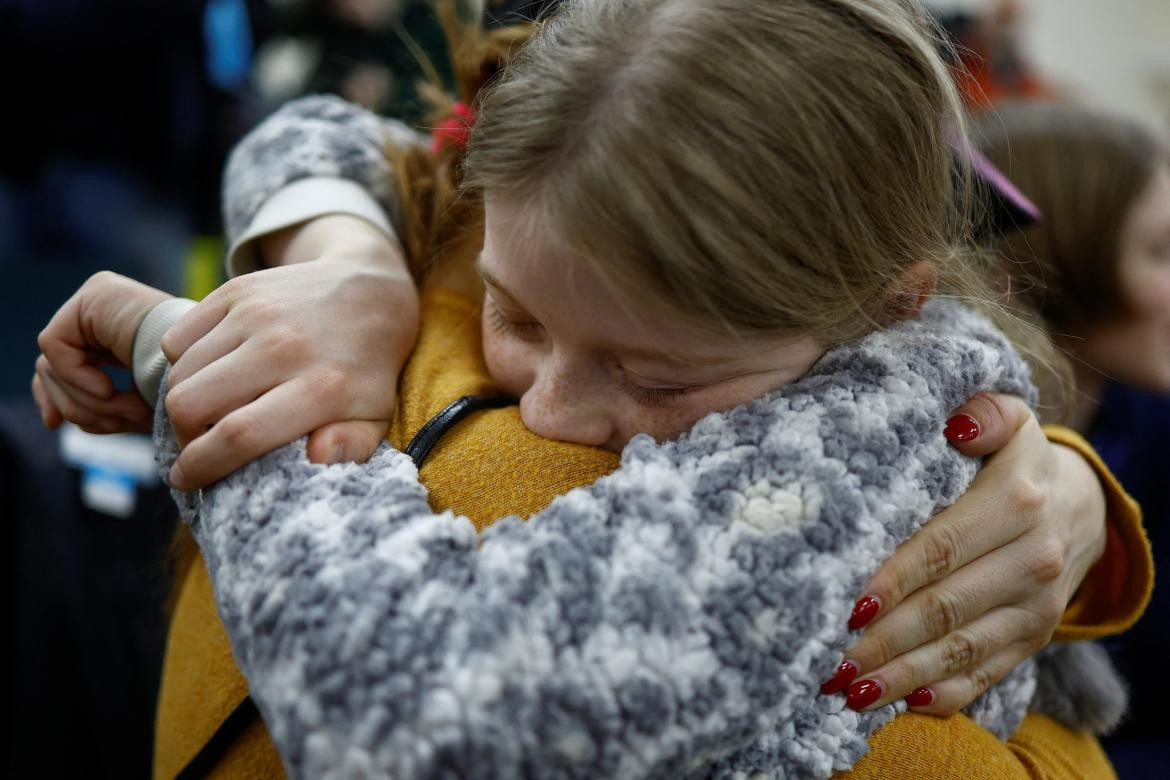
[174,393,515,778]
[174,696,259,780]
[404,394,515,466]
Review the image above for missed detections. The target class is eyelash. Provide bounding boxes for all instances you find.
[617,373,695,407]
[487,302,543,339]
[487,299,695,407]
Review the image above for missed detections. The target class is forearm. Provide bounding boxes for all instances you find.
[222,94,425,277]
[255,214,409,276]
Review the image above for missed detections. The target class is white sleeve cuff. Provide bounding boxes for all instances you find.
[133,298,198,407]
[226,176,400,277]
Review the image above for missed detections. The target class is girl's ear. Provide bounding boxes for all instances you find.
[886,260,939,322]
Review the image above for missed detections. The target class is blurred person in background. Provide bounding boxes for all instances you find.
[975,101,1170,775]
[0,1,269,777]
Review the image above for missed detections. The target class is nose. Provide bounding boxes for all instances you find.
[519,361,614,448]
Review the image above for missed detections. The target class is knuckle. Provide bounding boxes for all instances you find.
[267,329,307,362]
[964,665,995,699]
[922,524,963,580]
[219,413,260,451]
[1008,475,1047,517]
[1024,632,1050,655]
[311,367,350,403]
[164,386,197,430]
[1029,539,1065,583]
[863,628,901,668]
[941,631,981,676]
[882,563,914,606]
[247,297,284,324]
[89,270,118,287]
[922,589,964,637]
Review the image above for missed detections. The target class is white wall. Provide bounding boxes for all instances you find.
[932,0,1170,129]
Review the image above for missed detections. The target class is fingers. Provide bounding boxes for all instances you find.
[847,548,1028,677]
[35,355,152,431]
[856,479,1028,634]
[31,373,63,429]
[38,295,116,400]
[901,642,1036,716]
[306,420,390,465]
[168,316,246,388]
[164,342,285,447]
[161,288,233,364]
[169,376,338,490]
[944,392,1034,458]
[841,608,1038,713]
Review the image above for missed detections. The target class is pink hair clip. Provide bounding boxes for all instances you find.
[431,101,476,153]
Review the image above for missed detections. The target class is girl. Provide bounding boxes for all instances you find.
[33,1,1148,777]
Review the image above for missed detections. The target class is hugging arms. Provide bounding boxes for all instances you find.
[33,93,1150,777]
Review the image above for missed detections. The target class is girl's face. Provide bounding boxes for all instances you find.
[479,197,827,452]
[1076,165,1170,392]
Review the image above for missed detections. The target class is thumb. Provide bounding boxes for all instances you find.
[306,419,390,465]
[944,392,1035,458]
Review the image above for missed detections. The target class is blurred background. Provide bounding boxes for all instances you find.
[2,0,1167,777]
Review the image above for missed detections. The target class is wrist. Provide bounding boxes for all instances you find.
[1051,442,1108,593]
[259,214,408,276]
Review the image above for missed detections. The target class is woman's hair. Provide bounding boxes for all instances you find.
[972,102,1169,332]
[398,0,1059,395]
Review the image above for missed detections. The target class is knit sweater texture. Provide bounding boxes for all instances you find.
[154,297,1125,778]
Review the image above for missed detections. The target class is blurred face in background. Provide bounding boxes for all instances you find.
[1076,164,1170,392]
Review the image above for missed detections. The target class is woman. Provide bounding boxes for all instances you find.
[33,2,1150,776]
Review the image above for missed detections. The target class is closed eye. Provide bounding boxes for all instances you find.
[617,371,696,407]
[487,301,544,341]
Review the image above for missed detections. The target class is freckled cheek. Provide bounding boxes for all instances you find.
[480,329,535,398]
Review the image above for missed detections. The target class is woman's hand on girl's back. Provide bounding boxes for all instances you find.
[160,215,420,490]
[821,394,1108,714]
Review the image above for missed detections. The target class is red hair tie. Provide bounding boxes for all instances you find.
[431,101,476,153]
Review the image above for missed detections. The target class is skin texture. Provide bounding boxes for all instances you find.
[31,205,1107,719]
[479,197,826,451]
[1074,165,1170,395]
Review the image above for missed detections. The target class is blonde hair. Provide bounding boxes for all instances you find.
[400,0,1061,402]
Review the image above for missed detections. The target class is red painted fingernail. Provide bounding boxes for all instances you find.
[944,414,980,443]
[820,660,860,695]
[846,679,883,710]
[905,687,934,707]
[848,595,881,630]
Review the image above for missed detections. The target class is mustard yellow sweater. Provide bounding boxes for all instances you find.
[152,289,1152,779]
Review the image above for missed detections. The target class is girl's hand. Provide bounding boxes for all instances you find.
[820,393,1108,713]
[32,271,171,434]
[160,216,420,490]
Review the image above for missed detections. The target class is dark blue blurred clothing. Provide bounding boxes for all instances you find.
[1090,383,1170,775]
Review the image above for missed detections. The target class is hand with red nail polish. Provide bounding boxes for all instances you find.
[943,414,980,443]
[905,687,934,707]
[846,679,883,711]
[820,659,859,695]
[829,392,1112,716]
[848,595,881,630]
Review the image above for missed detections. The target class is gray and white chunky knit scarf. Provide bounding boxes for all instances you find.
[158,301,1125,779]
